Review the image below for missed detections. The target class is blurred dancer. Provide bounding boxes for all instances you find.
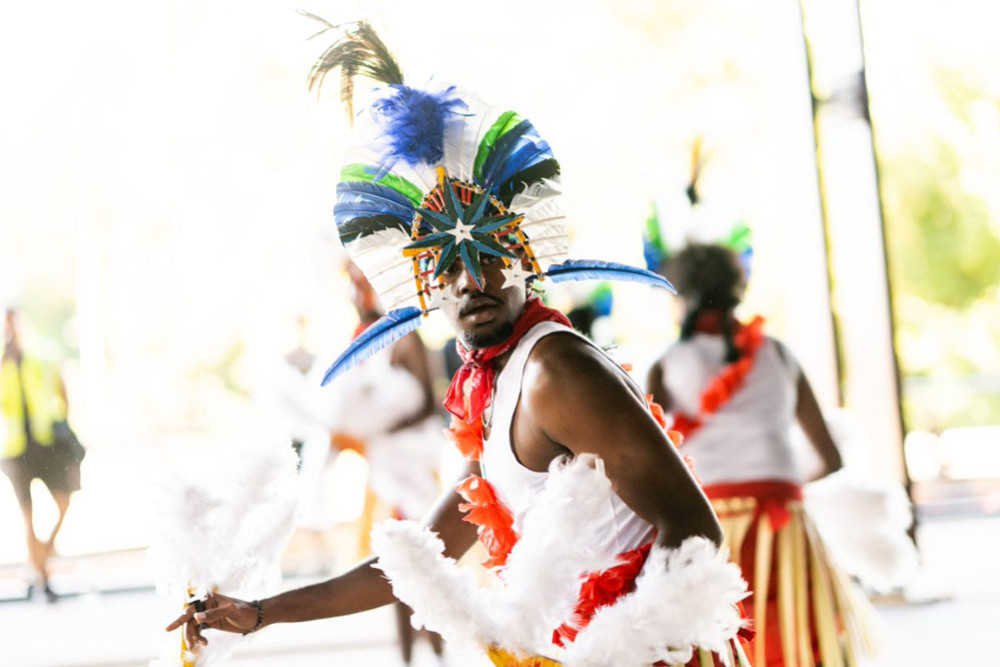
[647,244,873,667]
[319,261,445,665]
[0,307,80,601]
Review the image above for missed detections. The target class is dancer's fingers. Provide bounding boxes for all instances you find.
[165,606,195,632]
[194,604,240,628]
[192,622,208,646]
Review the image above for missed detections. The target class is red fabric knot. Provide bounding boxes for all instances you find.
[443,298,571,424]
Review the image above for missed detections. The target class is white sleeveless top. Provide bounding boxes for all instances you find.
[480,321,655,556]
[658,334,802,486]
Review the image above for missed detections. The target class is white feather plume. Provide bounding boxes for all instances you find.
[805,474,919,593]
[442,91,498,182]
[148,440,299,666]
[562,537,749,667]
[508,178,562,212]
[508,180,568,271]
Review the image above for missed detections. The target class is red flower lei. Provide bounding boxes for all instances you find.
[670,315,766,440]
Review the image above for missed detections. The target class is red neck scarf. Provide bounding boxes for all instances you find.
[444,297,571,424]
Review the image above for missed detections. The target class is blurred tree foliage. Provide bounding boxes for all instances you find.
[883,145,1000,310]
[878,67,1000,431]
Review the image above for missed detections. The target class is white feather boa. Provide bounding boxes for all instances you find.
[562,538,747,667]
[371,455,748,665]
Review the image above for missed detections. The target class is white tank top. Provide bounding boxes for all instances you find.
[658,334,802,486]
[480,321,655,556]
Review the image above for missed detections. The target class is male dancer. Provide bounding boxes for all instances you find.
[169,22,746,665]
[167,252,726,636]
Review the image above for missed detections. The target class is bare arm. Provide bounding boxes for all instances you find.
[645,357,672,412]
[795,371,843,481]
[524,335,722,550]
[166,464,480,644]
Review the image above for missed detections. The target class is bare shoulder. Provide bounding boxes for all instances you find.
[526,333,614,382]
[521,332,642,411]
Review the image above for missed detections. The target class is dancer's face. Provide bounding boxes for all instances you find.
[438,256,528,350]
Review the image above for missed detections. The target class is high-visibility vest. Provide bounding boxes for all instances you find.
[1,355,67,458]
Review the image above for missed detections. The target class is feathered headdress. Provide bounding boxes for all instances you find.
[644,138,754,277]
[310,19,674,382]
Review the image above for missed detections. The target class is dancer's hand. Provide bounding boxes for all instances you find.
[165,593,260,647]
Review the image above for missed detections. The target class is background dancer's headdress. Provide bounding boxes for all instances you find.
[311,19,674,383]
[642,138,754,277]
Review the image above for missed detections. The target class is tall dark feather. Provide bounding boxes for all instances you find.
[336,215,412,244]
[303,15,405,121]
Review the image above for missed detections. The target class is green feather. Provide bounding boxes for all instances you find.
[473,111,522,182]
[340,163,423,207]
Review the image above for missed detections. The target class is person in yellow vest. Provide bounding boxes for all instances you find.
[0,307,80,601]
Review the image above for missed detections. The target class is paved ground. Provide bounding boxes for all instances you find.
[1,516,996,667]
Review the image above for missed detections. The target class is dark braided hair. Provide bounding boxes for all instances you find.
[664,243,747,362]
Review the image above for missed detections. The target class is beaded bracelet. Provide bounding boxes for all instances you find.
[243,599,264,635]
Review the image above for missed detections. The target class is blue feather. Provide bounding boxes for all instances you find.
[480,119,554,189]
[642,237,665,273]
[739,247,754,279]
[335,181,415,227]
[337,182,415,215]
[370,85,467,174]
[338,180,415,210]
[334,202,412,226]
[491,141,553,191]
[544,260,676,293]
[321,307,423,386]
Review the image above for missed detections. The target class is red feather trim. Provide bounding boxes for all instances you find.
[552,542,653,647]
[647,395,700,482]
[445,415,484,462]
[455,474,518,569]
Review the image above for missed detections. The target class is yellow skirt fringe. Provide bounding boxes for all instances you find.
[486,640,751,666]
[711,496,877,667]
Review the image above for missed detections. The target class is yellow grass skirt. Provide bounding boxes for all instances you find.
[709,483,876,667]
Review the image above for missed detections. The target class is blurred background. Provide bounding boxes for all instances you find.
[1,0,997,665]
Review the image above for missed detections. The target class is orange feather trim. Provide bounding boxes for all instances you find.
[674,316,766,440]
[455,474,518,569]
[445,415,485,462]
